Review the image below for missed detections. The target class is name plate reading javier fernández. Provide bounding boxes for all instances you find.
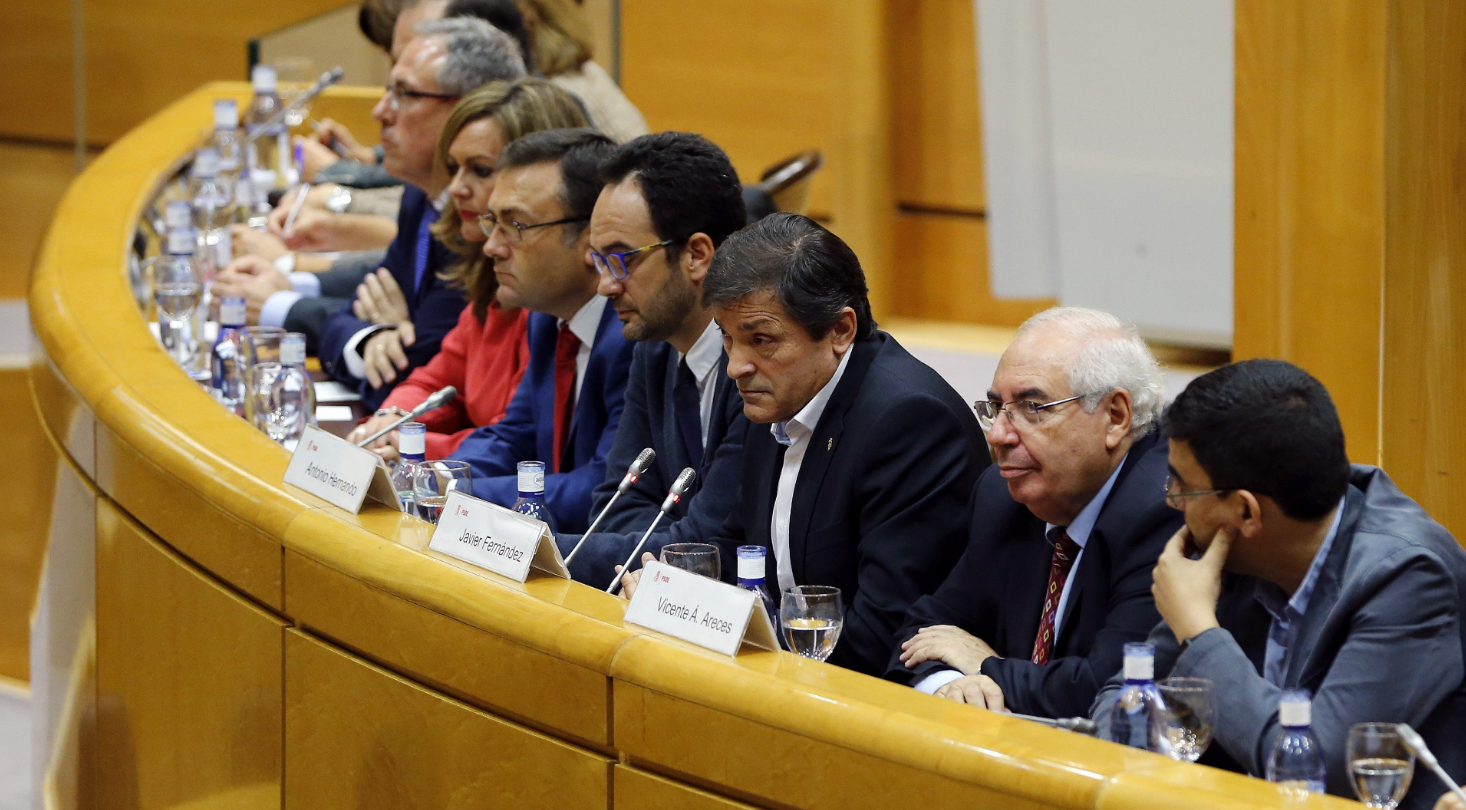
[427,490,569,582]
[623,561,779,657]
[284,426,401,514]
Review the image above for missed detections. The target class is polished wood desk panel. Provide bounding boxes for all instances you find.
[30,83,1364,810]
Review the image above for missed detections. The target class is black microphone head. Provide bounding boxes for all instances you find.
[671,467,697,496]
[632,448,656,475]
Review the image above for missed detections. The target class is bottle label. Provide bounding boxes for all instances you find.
[738,554,765,582]
[518,466,545,494]
[1123,654,1154,682]
[166,230,196,255]
[1279,700,1311,727]
[219,297,247,326]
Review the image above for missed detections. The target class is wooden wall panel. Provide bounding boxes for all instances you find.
[892,212,1053,327]
[0,4,74,142]
[892,0,985,213]
[1380,1,1466,539]
[1232,0,1386,464]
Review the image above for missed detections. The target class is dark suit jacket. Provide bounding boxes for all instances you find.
[282,250,387,351]
[1093,466,1466,810]
[448,303,633,532]
[555,339,750,589]
[318,186,465,410]
[711,332,986,676]
[885,430,1179,718]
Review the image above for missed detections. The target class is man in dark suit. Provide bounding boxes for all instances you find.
[448,129,633,532]
[210,249,385,351]
[1093,359,1466,809]
[555,132,753,588]
[316,18,525,409]
[885,307,1181,718]
[688,213,987,677]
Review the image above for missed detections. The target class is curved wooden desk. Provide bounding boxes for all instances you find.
[29,83,1355,810]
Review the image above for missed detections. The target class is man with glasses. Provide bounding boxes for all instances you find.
[446,129,634,531]
[312,17,524,408]
[1091,359,1466,808]
[885,307,1180,719]
[551,132,751,588]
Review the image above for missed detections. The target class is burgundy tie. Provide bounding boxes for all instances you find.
[1030,528,1081,666]
[551,323,581,473]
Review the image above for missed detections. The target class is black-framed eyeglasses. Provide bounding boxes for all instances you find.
[973,393,1092,432]
[1164,473,1229,509]
[383,84,460,110]
[591,240,674,280]
[478,212,590,243]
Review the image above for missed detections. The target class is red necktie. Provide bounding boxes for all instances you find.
[1030,529,1081,665]
[551,323,581,473]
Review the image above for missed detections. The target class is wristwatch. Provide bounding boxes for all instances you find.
[325,185,353,215]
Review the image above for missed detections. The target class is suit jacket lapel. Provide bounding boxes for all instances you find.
[658,347,691,473]
[1290,487,1363,687]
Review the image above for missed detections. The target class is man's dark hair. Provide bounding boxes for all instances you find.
[1165,358,1349,521]
[598,132,747,261]
[446,0,536,74]
[497,128,615,241]
[357,0,402,51]
[702,213,875,340]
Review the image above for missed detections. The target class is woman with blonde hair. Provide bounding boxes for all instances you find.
[349,77,588,458]
[518,0,649,143]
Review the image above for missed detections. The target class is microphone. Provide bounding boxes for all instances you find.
[246,67,346,143]
[1398,723,1466,806]
[354,385,458,447]
[564,448,656,564]
[606,467,696,594]
[1010,713,1097,736]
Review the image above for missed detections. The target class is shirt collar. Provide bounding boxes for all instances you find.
[1045,453,1128,550]
[679,319,722,385]
[772,346,853,447]
[1256,496,1346,620]
[562,295,608,349]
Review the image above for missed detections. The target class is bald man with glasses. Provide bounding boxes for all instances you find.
[884,307,1182,720]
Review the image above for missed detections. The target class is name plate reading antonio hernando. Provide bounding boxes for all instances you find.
[283,426,401,514]
[623,560,779,657]
[427,489,569,583]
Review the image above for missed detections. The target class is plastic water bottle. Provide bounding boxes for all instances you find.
[190,148,234,233]
[391,422,427,514]
[211,295,249,415]
[156,203,203,366]
[1104,642,1170,754]
[256,332,317,446]
[209,98,244,181]
[512,460,557,532]
[1266,689,1327,796]
[246,64,284,185]
[736,545,781,642]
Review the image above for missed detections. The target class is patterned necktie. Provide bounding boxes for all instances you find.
[1030,528,1082,665]
[551,323,581,473]
[672,358,703,470]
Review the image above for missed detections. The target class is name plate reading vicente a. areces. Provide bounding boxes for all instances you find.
[283,426,401,514]
[623,560,778,657]
[427,489,569,582]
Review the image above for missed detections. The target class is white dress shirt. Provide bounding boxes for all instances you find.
[769,348,853,595]
[678,319,723,446]
[916,452,1130,695]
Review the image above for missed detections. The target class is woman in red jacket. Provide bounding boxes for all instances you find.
[347,78,588,459]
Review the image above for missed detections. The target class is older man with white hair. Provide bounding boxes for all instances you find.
[884,306,1184,719]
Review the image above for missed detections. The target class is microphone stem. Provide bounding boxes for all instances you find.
[564,489,623,564]
[606,510,668,594]
[355,398,436,447]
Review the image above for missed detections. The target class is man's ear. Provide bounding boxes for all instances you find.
[1237,490,1264,538]
[1103,390,1133,450]
[829,307,858,353]
[683,232,715,284]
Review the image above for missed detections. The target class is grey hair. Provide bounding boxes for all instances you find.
[1015,306,1165,437]
[416,17,526,95]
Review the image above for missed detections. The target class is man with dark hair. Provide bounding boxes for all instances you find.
[447,128,634,531]
[557,132,753,587]
[690,212,986,676]
[1092,358,1466,809]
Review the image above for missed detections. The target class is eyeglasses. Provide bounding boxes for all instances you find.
[591,240,673,280]
[973,393,1092,432]
[1164,473,1228,509]
[478,212,590,243]
[382,84,460,111]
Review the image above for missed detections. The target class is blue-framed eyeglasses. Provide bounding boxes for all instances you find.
[591,240,673,280]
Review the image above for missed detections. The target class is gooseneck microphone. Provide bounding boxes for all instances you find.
[564,448,656,564]
[354,386,457,447]
[246,67,345,143]
[606,467,696,594]
[1397,723,1466,806]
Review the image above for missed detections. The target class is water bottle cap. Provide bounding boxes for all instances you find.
[214,98,239,129]
[517,461,545,494]
[166,229,196,255]
[737,554,765,582]
[280,333,306,366]
[250,169,277,197]
[193,149,220,178]
[398,422,426,456]
[219,295,247,326]
[252,64,277,91]
[165,200,192,229]
[1122,642,1154,681]
[1279,690,1312,727]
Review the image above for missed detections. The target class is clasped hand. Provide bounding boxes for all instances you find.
[899,625,999,676]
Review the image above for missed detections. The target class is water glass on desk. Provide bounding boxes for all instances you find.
[1348,723,1415,808]
[781,585,842,662]
[1157,677,1213,762]
[244,326,285,366]
[248,361,312,444]
[154,239,203,366]
[413,460,471,523]
[659,543,721,580]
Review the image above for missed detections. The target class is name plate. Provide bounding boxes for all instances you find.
[283,426,401,514]
[427,490,569,582]
[623,560,778,657]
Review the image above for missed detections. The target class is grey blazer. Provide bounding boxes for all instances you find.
[1092,465,1466,809]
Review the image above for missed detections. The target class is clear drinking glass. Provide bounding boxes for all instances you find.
[154,253,202,365]
[244,325,286,366]
[248,362,310,444]
[780,585,843,662]
[1348,723,1416,808]
[413,460,472,524]
[659,543,721,580]
[271,56,317,126]
[1157,677,1214,762]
